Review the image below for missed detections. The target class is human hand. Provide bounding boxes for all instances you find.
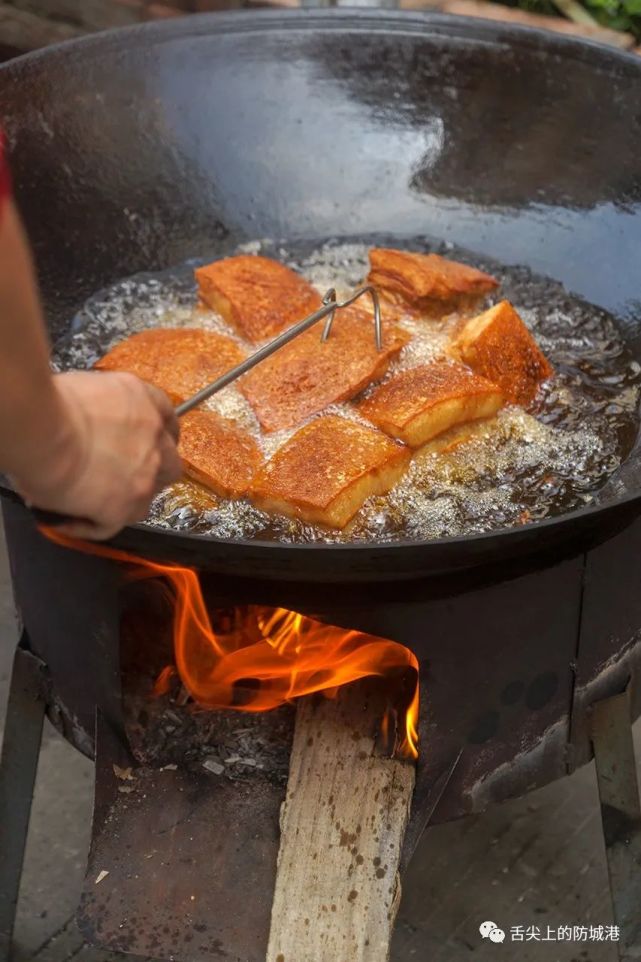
[11,370,182,540]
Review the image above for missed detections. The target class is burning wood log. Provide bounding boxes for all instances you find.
[267,681,416,962]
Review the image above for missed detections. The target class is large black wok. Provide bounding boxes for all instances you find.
[1,9,641,581]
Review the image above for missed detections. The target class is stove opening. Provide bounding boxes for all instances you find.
[43,530,419,778]
[122,593,419,782]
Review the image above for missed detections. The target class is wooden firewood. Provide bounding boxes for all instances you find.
[267,682,416,962]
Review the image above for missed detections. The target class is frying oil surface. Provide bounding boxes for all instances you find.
[53,240,641,544]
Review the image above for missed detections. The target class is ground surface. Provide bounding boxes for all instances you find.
[0,519,636,962]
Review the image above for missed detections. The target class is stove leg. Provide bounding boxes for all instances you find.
[591,686,641,961]
[0,640,47,962]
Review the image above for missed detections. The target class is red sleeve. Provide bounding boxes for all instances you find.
[0,129,11,210]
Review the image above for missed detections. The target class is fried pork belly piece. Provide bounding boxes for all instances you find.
[359,361,503,447]
[162,480,219,514]
[417,419,491,458]
[195,255,322,343]
[240,304,409,432]
[95,328,245,404]
[251,415,411,529]
[367,248,499,317]
[178,409,262,499]
[451,300,553,407]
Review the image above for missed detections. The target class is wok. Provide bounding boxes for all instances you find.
[0,9,641,581]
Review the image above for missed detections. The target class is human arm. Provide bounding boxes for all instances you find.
[0,169,182,539]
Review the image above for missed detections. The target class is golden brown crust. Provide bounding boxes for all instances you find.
[178,409,262,499]
[161,480,219,514]
[359,361,503,447]
[367,248,499,315]
[94,327,246,404]
[251,415,411,529]
[195,255,322,343]
[240,304,410,432]
[451,300,553,407]
[416,419,491,458]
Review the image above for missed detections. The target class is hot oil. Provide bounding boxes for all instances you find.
[52,240,641,544]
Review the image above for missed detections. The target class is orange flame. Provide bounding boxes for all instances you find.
[42,529,419,758]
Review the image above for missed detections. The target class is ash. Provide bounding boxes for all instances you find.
[52,237,641,544]
[126,685,294,786]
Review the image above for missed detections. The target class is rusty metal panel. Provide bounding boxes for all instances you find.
[570,516,641,771]
[591,687,641,960]
[0,643,47,962]
[78,716,281,962]
[1,500,123,755]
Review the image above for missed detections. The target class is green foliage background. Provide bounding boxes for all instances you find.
[503,0,641,38]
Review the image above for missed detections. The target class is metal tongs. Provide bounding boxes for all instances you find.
[175,284,382,416]
[31,285,382,529]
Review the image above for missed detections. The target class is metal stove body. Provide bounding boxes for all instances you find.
[2,496,641,960]
[3,497,641,820]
